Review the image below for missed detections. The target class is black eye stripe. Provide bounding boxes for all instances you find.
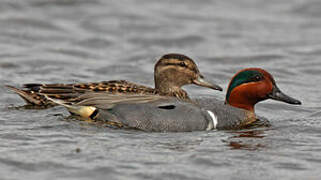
[163,62,199,74]
[164,62,188,68]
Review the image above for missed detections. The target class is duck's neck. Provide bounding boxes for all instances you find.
[225,99,258,128]
[156,84,189,100]
[155,74,189,100]
[241,110,258,127]
[226,96,256,113]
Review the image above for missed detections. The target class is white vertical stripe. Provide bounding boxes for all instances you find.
[207,110,218,130]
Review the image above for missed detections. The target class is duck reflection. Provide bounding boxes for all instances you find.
[224,129,269,151]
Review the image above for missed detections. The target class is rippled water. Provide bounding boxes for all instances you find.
[1,0,321,179]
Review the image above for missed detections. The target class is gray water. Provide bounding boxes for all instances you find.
[0,0,321,179]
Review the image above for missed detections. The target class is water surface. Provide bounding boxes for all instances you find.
[1,0,321,179]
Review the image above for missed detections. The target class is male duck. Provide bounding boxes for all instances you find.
[48,68,301,132]
[6,53,222,107]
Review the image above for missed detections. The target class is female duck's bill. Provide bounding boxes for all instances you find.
[225,68,301,112]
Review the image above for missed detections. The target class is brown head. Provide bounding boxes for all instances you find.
[154,53,222,99]
[225,68,301,112]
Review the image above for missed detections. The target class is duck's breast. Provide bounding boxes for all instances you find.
[194,98,253,130]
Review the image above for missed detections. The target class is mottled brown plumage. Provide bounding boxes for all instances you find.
[6,80,157,107]
[7,53,222,107]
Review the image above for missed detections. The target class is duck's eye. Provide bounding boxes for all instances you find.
[179,62,187,67]
[252,75,263,81]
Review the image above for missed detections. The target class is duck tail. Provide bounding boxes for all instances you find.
[45,96,97,118]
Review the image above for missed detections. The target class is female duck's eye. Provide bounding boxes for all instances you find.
[179,62,187,67]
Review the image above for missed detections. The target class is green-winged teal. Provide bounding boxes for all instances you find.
[6,53,222,107]
[47,68,301,132]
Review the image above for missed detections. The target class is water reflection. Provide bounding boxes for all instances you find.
[231,129,267,138]
[224,129,269,151]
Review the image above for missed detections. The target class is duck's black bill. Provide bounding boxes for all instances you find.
[268,86,302,105]
[193,75,223,91]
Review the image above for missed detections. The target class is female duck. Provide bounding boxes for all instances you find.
[7,53,222,107]
[49,68,301,132]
